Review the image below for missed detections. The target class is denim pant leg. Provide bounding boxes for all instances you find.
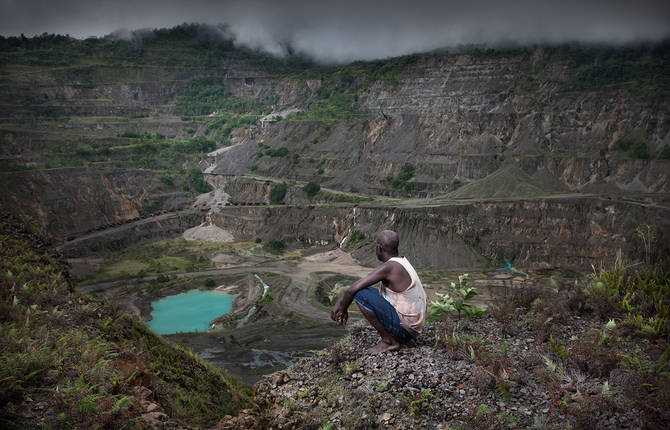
[353,286,412,342]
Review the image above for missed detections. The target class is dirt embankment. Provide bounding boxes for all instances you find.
[208,197,670,273]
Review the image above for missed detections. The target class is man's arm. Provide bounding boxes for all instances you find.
[331,263,391,325]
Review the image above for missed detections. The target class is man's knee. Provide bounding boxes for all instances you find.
[353,286,378,311]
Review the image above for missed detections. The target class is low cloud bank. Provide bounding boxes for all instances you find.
[1,0,669,63]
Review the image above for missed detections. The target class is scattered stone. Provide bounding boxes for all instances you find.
[145,403,160,413]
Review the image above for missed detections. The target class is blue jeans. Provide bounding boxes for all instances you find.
[354,286,413,342]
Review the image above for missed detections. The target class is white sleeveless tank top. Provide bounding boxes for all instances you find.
[381,257,427,336]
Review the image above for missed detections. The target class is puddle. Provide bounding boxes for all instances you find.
[147,290,237,335]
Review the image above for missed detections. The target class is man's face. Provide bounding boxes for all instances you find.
[375,240,382,261]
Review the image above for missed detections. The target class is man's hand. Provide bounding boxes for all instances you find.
[331,300,349,326]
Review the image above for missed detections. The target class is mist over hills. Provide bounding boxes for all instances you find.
[1,0,670,63]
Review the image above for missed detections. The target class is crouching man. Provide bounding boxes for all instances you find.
[331,230,426,354]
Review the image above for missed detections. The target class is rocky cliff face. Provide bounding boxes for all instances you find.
[212,50,669,196]
[199,197,669,272]
[2,37,668,250]
[0,169,191,240]
[59,209,203,258]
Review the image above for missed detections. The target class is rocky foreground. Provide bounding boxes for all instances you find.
[217,283,669,430]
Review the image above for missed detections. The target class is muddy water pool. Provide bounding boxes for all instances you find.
[147,290,237,335]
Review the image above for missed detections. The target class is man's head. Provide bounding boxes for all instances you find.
[375,230,399,261]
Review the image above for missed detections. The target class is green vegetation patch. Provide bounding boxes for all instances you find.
[0,161,34,172]
[544,42,670,106]
[176,77,275,116]
[347,230,365,249]
[589,261,670,337]
[270,182,288,204]
[303,181,321,197]
[0,214,250,428]
[315,190,373,204]
[82,239,234,284]
[613,134,650,159]
[262,240,286,254]
[342,53,422,86]
[386,163,415,192]
[0,24,238,70]
[292,91,359,121]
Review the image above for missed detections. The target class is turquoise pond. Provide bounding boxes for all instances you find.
[147,290,237,335]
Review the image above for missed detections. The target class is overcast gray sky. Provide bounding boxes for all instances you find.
[1,0,669,63]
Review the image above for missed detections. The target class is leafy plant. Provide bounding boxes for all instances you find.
[408,388,434,416]
[589,258,669,337]
[429,274,486,321]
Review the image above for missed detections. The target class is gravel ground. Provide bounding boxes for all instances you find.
[215,305,667,430]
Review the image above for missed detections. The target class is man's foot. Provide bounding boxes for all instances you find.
[366,338,400,354]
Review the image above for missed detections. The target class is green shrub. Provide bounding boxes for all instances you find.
[589,261,670,337]
[347,230,365,249]
[614,136,637,151]
[263,240,285,254]
[269,182,287,204]
[160,174,174,186]
[188,168,212,194]
[117,130,141,138]
[613,135,650,159]
[0,161,34,171]
[292,91,358,120]
[387,163,415,190]
[265,147,289,157]
[303,181,321,197]
[176,77,273,116]
[630,141,650,159]
[204,278,216,288]
[660,146,670,160]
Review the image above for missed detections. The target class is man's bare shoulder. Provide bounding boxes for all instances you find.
[382,259,411,292]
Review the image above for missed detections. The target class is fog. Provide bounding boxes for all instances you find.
[1,0,669,63]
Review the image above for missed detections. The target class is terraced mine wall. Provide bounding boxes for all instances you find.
[59,210,202,258]
[209,198,670,271]
[3,37,669,255]
[0,168,192,240]
[212,52,670,196]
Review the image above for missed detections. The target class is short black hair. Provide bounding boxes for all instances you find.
[377,230,399,255]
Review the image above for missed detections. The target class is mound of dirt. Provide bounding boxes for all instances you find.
[449,163,568,199]
[183,223,234,242]
[304,248,360,265]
